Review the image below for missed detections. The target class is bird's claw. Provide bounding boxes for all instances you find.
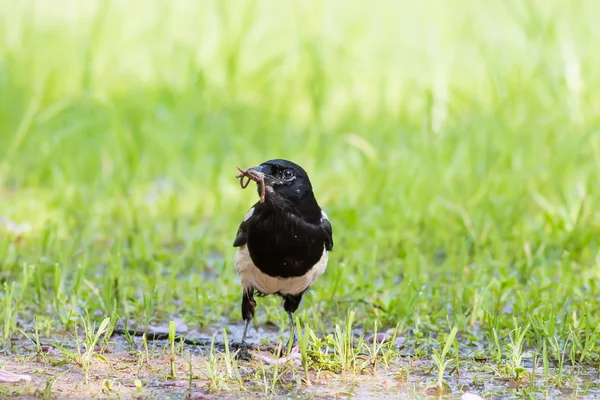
[235,346,252,361]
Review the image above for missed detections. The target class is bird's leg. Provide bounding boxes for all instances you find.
[241,318,251,344]
[237,290,256,361]
[286,310,296,354]
[283,294,303,356]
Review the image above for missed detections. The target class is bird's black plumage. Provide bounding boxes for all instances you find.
[232,159,333,358]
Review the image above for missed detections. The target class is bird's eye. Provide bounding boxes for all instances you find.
[283,169,295,181]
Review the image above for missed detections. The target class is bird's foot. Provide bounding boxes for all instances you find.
[235,345,252,361]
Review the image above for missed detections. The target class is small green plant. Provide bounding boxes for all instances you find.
[121,318,135,349]
[431,326,458,393]
[296,318,314,384]
[205,335,225,393]
[187,350,193,395]
[491,327,502,365]
[2,281,16,349]
[364,320,396,374]
[79,314,111,384]
[547,335,568,388]
[142,333,150,365]
[505,320,529,380]
[42,368,72,400]
[142,288,156,331]
[168,320,177,379]
[133,379,145,393]
[19,316,43,355]
[222,329,244,389]
[257,344,286,396]
[542,339,550,392]
[331,310,365,374]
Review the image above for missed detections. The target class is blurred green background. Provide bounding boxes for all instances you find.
[1,0,600,338]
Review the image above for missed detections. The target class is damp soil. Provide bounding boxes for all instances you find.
[1,324,600,399]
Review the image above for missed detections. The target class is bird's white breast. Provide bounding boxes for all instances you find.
[234,245,328,296]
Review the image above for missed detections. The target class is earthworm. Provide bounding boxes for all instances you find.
[236,166,266,203]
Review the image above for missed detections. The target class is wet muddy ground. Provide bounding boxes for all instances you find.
[1,323,600,399]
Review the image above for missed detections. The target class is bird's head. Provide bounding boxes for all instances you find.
[245,159,315,208]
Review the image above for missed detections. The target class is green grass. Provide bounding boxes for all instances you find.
[2,0,600,397]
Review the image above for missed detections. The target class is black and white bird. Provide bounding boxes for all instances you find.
[232,159,333,358]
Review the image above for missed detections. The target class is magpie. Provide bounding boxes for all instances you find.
[233,159,333,359]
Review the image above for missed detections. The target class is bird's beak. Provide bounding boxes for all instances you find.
[245,165,270,202]
[247,165,266,177]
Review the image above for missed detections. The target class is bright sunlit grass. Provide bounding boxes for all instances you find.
[1,0,600,397]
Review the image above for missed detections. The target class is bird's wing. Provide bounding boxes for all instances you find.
[233,206,255,247]
[320,210,334,251]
